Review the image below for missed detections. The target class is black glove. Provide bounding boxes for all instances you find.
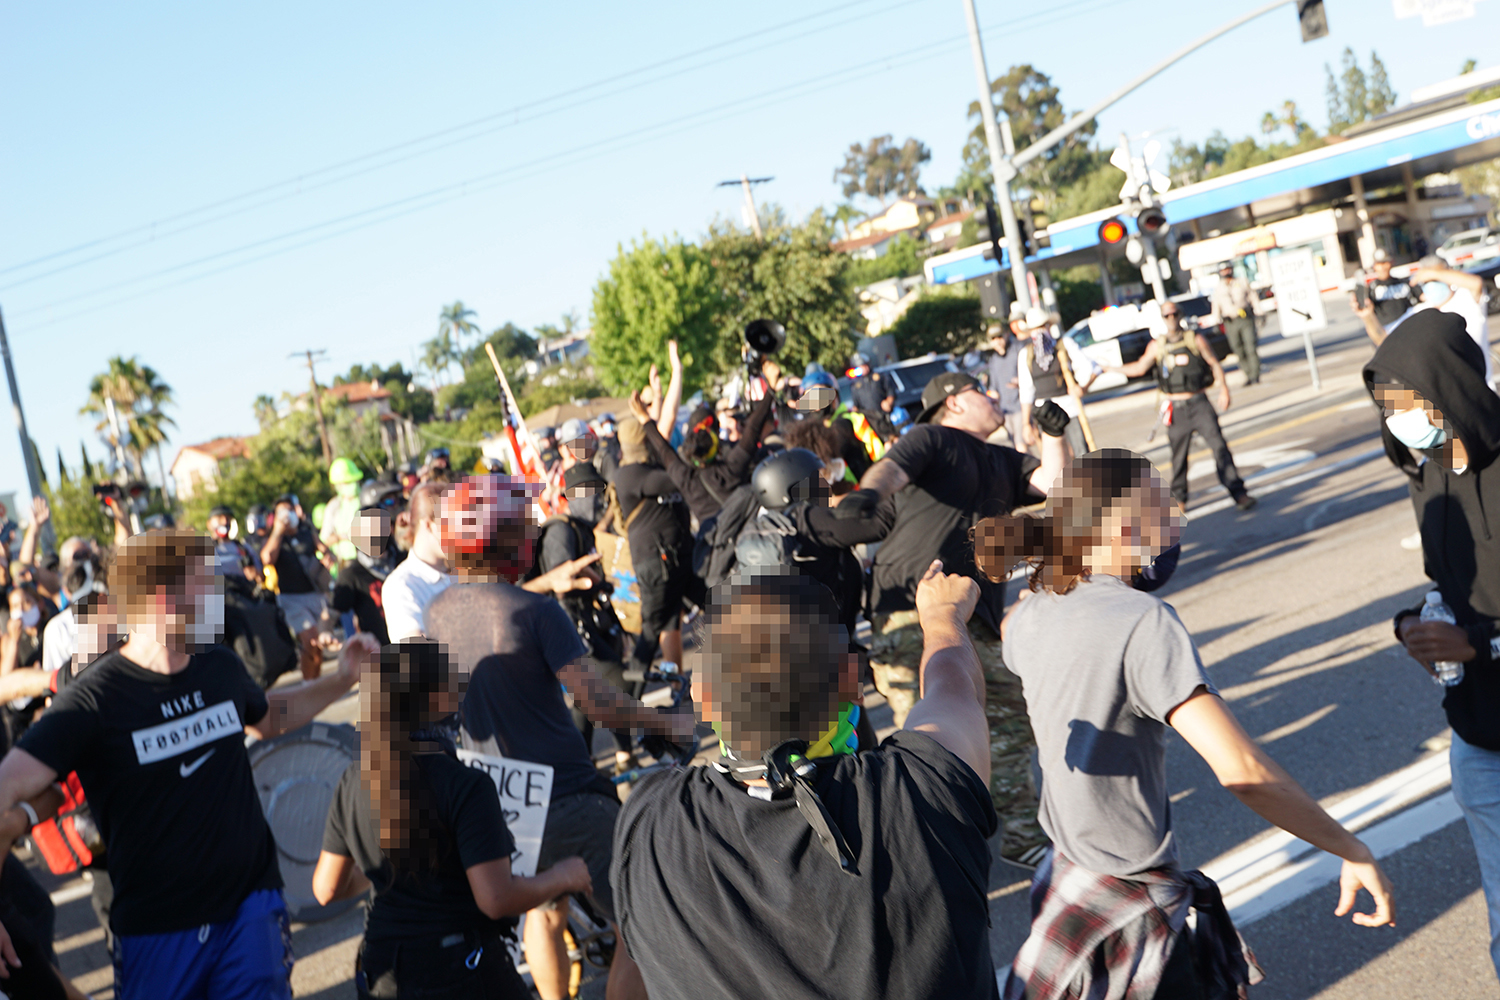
[1033,399,1070,438]
[834,488,880,520]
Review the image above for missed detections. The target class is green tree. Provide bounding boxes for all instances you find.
[1326,48,1397,134]
[833,136,931,206]
[701,209,864,381]
[438,301,481,353]
[960,65,1098,212]
[518,365,608,417]
[421,331,459,390]
[42,472,112,548]
[179,415,331,530]
[80,356,175,484]
[591,234,725,395]
[844,234,926,287]
[886,289,984,357]
[253,394,279,431]
[1261,100,1316,144]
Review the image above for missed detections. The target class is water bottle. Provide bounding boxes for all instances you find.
[1420,591,1465,687]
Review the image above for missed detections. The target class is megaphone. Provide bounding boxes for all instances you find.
[743,319,786,361]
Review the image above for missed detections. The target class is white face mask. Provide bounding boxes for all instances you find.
[10,606,39,629]
[821,458,847,486]
[185,591,225,649]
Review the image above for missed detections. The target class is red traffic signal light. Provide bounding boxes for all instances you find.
[1098,217,1127,245]
[1137,207,1168,237]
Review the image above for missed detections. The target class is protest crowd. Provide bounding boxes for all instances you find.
[13,280,1500,1000]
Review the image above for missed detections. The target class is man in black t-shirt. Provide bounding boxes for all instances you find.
[0,529,378,1000]
[1367,249,1421,330]
[424,477,693,1000]
[838,371,1068,723]
[613,566,998,1000]
[261,495,328,681]
[613,416,698,675]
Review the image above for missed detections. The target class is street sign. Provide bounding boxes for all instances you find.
[1268,248,1327,338]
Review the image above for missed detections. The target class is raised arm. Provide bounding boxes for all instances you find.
[1169,689,1395,927]
[1413,263,1484,300]
[902,561,989,783]
[656,340,684,439]
[722,392,776,477]
[1350,293,1386,348]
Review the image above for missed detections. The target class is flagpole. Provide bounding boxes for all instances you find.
[484,345,543,470]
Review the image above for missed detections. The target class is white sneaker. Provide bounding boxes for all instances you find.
[1400,531,1423,551]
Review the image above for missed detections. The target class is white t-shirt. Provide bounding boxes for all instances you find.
[41,606,76,676]
[381,555,451,641]
[1394,289,1494,391]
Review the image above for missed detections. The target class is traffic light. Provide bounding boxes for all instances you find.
[1136,206,1168,237]
[1098,217,1127,246]
[977,273,1006,322]
[1297,0,1328,42]
[979,202,1004,261]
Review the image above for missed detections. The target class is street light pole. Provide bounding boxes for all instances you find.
[0,307,43,504]
[960,0,1031,312]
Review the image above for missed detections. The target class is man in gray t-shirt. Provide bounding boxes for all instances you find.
[1003,575,1213,876]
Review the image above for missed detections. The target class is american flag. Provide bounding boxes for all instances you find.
[484,344,545,484]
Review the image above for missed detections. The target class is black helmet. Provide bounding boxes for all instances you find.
[426,447,450,465]
[208,505,234,521]
[752,448,825,510]
[359,479,405,511]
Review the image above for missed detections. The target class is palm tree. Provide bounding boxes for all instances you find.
[438,301,480,354]
[80,356,175,485]
[421,331,458,389]
[253,394,279,430]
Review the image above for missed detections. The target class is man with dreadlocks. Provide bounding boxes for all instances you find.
[612,563,999,1000]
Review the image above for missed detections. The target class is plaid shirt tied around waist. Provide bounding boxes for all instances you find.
[1003,850,1264,1000]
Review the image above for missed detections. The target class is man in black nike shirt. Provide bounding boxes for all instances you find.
[0,529,378,1000]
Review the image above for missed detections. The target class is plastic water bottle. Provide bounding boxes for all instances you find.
[1420,592,1465,687]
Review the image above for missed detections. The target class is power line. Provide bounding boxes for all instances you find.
[0,0,912,281]
[8,0,1132,330]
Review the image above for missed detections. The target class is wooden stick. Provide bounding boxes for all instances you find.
[1056,340,1096,452]
[484,343,543,470]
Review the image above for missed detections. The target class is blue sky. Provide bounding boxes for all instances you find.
[2,0,1497,504]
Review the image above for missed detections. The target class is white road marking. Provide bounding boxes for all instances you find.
[49,879,93,906]
[1186,447,1386,519]
[1201,749,1459,925]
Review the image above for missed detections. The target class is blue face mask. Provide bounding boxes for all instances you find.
[1385,408,1447,451]
[1421,281,1451,303]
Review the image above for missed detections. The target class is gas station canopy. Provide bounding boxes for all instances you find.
[926,94,1500,284]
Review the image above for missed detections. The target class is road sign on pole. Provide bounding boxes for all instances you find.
[1269,247,1327,390]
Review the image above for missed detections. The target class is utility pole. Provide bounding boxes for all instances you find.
[957,0,1319,305]
[717,175,774,239]
[1116,132,1169,302]
[0,307,47,538]
[961,0,1031,311]
[293,349,334,464]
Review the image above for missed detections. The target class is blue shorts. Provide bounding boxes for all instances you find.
[114,888,294,1000]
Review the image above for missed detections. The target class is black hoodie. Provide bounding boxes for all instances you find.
[1364,310,1500,751]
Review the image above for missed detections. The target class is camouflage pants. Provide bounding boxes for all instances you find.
[870,609,1044,860]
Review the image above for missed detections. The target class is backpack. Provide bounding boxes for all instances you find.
[30,771,103,875]
[528,517,628,662]
[592,483,649,635]
[692,483,761,592]
[224,575,301,689]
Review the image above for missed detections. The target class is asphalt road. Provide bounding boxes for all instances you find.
[46,295,1500,997]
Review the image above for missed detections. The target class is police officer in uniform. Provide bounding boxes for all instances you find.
[1110,302,1257,511]
[1210,261,1261,384]
[848,353,896,441]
